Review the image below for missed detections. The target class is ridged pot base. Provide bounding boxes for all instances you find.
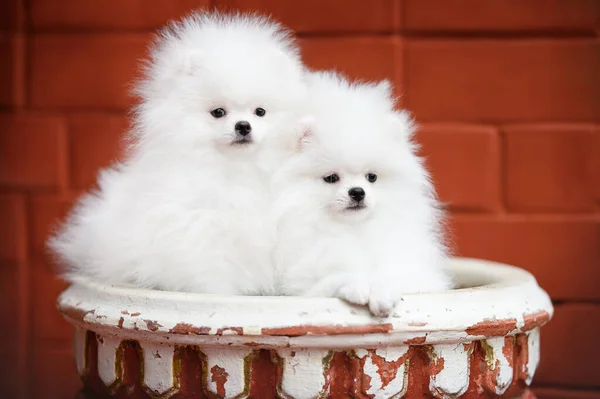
[72,330,541,398]
[58,258,553,399]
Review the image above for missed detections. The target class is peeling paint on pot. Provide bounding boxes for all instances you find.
[58,257,552,398]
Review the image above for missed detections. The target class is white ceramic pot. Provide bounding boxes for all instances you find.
[59,257,552,399]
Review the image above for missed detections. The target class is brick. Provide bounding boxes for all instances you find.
[417,124,501,212]
[29,195,76,341]
[0,115,67,189]
[0,0,25,31]
[505,124,598,212]
[0,265,19,341]
[0,261,29,397]
[30,194,76,342]
[31,34,149,109]
[402,0,600,32]
[32,342,81,399]
[0,203,28,393]
[451,216,600,301]
[0,35,25,107]
[217,0,397,33]
[32,261,72,342]
[0,347,22,398]
[535,387,600,399]
[0,194,27,263]
[536,304,600,387]
[30,194,78,262]
[31,0,210,31]
[405,40,600,122]
[300,37,401,91]
[70,114,128,189]
[594,126,600,205]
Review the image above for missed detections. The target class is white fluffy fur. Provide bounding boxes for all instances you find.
[48,11,307,295]
[272,72,452,316]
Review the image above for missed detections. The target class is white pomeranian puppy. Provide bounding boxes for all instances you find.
[48,11,307,295]
[272,72,452,316]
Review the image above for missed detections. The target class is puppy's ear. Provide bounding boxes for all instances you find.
[372,79,404,112]
[375,79,393,97]
[296,116,315,151]
[179,49,203,75]
[299,127,313,149]
[391,110,417,141]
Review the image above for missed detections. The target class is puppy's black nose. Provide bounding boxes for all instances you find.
[348,187,365,202]
[235,121,252,136]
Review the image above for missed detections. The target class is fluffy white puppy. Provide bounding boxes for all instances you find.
[48,11,307,295]
[272,72,452,316]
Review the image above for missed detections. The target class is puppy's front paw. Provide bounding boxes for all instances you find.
[338,281,370,306]
[368,292,397,317]
[367,281,402,317]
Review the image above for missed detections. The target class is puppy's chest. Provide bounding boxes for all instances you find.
[317,223,383,252]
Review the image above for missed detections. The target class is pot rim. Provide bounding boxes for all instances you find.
[57,257,553,348]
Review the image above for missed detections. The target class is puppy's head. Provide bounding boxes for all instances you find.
[133,11,307,155]
[289,138,387,222]
[277,72,426,222]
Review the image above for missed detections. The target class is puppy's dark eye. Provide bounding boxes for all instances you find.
[366,173,377,183]
[323,174,340,184]
[210,108,226,118]
[255,108,266,117]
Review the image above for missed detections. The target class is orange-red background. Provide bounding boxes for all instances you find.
[1,1,599,398]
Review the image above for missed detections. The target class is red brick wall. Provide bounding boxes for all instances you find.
[1,1,599,398]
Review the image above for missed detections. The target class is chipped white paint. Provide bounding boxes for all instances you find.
[242,326,262,335]
[278,348,330,399]
[57,258,554,397]
[203,347,251,398]
[73,327,87,376]
[58,258,553,348]
[485,337,513,394]
[96,334,122,388]
[525,328,540,384]
[516,313,525,330]
[429,343,471,397]
[374,347,408,362]
[141,342,177,397]
[356,347,409,398]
